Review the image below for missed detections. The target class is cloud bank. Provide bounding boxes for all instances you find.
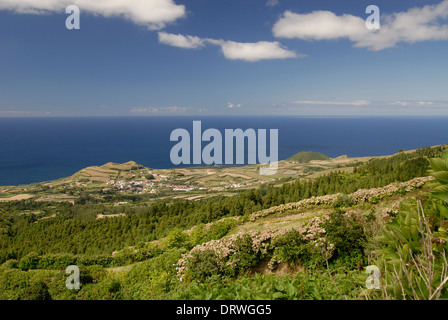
[390,101,435,106]
[292,100,370,106]
[273,1,448,50]
[131,106,188,114]
[0,0,186,29]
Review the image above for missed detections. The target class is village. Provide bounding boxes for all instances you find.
[104,170,259,195]
[105,178,259,195]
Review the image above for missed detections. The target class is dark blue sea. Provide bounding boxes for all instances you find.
[0,116,447,186]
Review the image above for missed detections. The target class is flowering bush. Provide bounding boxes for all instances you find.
[249,177,432,221]
[177,228,288,279]
[177,214,339,279]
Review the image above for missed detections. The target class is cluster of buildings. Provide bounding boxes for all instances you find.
[101,170,266,195]
[106,179,157,194]
[106,178,200,194]
[224,180,266,189]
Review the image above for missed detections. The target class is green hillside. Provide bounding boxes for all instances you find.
[1,145,448,300]
[287,151,330,163]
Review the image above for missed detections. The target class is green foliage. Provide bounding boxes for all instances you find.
[376,202,448,299]
[77,277,123,300]
[354,146,443,184]
[271,230,311,266]
[21,280,52,300]
[36,253,77,269]
[0,146,445,300]
[323,211,367,270]
[46,271,78,300]
[287,151,329,163]
[176,274,304,300]
[0,269,30,299]
[230,234,260,274]
[165,228,192,250]
[18,252,40,271]
[186,250,220,282]
[0,146,439,264]
[365,208,377,222]
[121,249,183,299]
[332,194,354,209]
[175,271,361,300]
[428,151,448,203]
[190,220,240,247]
[374,151,448,300]
[1,259,18,270]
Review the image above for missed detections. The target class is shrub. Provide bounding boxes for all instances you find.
[1,259,19,270]
[18,252,40,271]
[77,254,112,267]
[36,253,77,270]
[323,211,367,270]
[165,228,192,250]
[78,266,95,286]
[271,230,311,266]
[122,249,183,299]
[21,280,52,300]
[206,220,237,241]
[186,250,220,282]
[189,220,238,247]
[47,271,78,300]
[0,269,30,299]
[364,209,377,222]
[332,194,354,209]
[230,234,260,274]
[189,224,207,245]
[376,201,448,300]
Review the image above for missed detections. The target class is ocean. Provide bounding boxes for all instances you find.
[0,116,447,186]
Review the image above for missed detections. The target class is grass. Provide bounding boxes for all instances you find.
[230,209,324,235]
[287,151,330,162]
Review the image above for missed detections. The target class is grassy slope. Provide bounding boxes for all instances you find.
[286,151,330,162]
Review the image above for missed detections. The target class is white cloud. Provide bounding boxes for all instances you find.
[158,32,299,62]
[158,32,205,49]
[209,39,298,62]
[0,0,186,30]
[130,106,188,113]
[273,10,367,41]
[0,110,51,116]
[418,101,435,106]
[292,100,370,106]
[391,101,411,106]
[273,1,448,51]
[227,102,242,109]
[390,100,435,106]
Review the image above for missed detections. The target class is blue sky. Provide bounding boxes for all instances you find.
[0,0,447,117]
